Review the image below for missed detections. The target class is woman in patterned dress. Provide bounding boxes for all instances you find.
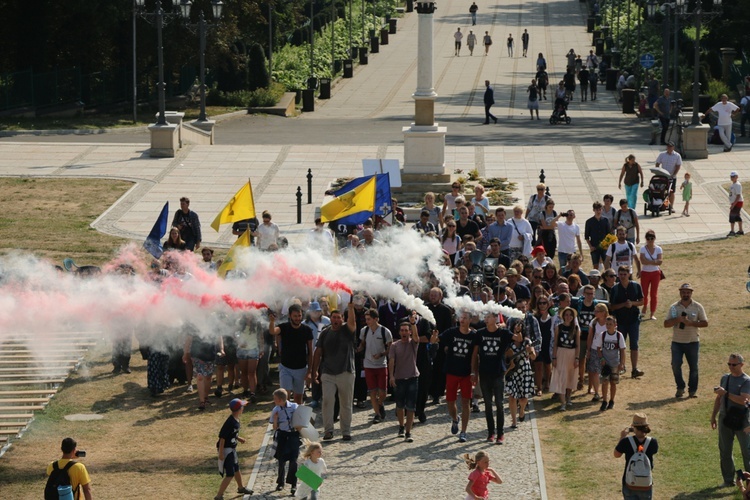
[504,318,537,428]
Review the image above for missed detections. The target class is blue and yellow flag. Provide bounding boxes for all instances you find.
[143,202,169,259]
[320,175,377,224]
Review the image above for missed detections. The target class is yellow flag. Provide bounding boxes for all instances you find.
[218,230,252,278]
[319,176,377,223]
[211,181,256,232]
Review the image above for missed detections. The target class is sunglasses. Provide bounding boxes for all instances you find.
[452,185,460,189]
[728,363,740,367]
[646,236,655,240]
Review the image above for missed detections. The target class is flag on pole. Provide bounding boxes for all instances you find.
[320,175,378,224]
[210,181,256,232]
[143,202,169,259]
[327,174,391,225]
[217,229,252,278]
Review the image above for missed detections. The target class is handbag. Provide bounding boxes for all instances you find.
[659,270,666,280]
[722,377,749,431]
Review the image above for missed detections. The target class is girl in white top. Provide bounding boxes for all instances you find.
[423,192,443,229]
[639,229,663,320]
[471,184,490,217]
[441,220,462,262]
[295,441,327,498]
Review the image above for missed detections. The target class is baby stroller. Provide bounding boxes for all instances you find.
[643,169,673,216]
[550,97,571,124]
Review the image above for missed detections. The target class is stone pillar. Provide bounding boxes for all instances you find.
[683,123,710,160]
[402,1,447,176]
[720,48,736,86]
[148,123,180,158]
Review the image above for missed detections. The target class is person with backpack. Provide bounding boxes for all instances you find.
[614,413,659,499]
[45,437,93,500]
[357,308,393,424]
[613,198,641,245]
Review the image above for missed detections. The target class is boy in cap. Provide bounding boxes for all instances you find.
[270,388,301,494]
[614,413,659,498]
[729,171,744,236]
[215,398,253,500]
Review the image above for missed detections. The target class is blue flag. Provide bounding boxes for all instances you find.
[332,174,392,225]
[143,202,169,259]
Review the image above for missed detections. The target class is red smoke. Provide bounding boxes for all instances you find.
[268,256,352,294]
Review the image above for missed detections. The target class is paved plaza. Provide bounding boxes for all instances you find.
[0,0,747,497]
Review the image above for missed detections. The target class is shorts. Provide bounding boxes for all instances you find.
[364,367,388,391]
[216,346,238,366]
[192,357,215,377]
[730,202,743,223]
[237,348,260,360]
[394,377,418,411]
[445,374,473,402]
[221,450,239,476]
[279,364,307,394]
[619,321,640,351]
[528,100,539,110]
[600,363,620,383]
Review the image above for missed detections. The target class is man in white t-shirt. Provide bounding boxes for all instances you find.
[654,142,682,207]
[604,226,641,276]
[709,94,740,152]
[454,28,463,56]
[728,171,744,236]
[556,209,583,270]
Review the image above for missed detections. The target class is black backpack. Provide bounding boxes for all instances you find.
[44,460,76,500]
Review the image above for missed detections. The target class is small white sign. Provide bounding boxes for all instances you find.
[363,159,402,187]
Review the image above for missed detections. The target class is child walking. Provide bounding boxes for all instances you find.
[680,172,692,216]
[295,441,327,499]
[592,316,626,411]
[215,398,254,500]
[463,451,503,499]
[270,388,301,495]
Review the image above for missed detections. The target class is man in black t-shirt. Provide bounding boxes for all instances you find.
[439,311,479,443]
[456,206,482,242]
[427,288,455,404]
[269,304,314,404]
[610,266,644,379]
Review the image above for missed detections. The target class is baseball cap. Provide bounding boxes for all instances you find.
[229,398,248,411]
[531,245,546,257]
[730,171,739,178]
[666,141,675,147]
[589,269,601,278]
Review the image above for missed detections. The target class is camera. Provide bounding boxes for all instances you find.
[679,311,687,329]
[75,450,86,458]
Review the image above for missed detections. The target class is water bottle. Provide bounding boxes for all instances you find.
[58,485,74,500]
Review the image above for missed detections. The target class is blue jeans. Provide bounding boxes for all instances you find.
[622,485,652,500]
[671,341,699,393]
[624,183,639,210]
[558,252,571,270]
[395,377,418,412]
[620,320,641,351]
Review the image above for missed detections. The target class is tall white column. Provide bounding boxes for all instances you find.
[402,1,447,175]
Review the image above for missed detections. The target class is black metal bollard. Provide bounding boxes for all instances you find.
[307,169,313,205]
[539,169,545,184]
[296,186,303,224]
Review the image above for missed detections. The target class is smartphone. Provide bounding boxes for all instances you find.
[628,427,634,433]
[75,450,86,458]
[737,469,744,481]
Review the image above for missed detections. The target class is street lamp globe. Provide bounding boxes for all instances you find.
[212,0,224,19]
[675,0,685,9]
[713,0,722,7]
[180,0,192,18]
[646,0,657,19]
[172,0,181,8]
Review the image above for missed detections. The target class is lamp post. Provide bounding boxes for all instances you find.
[310,0,315,82]
[268,2,273,84]
[179,0,224,123]
[134,0,183,126]
[646,0,671,88]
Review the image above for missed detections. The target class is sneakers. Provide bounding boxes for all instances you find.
[186,384,194,394]
[607,400,615,410]
[451,418,460,435]
[404,432,413,443]
[323,431,334,441]
[342,435,352,441]
[290,487,296,496]
[373,414,382,424]
[559,403,567,411]
[738,230,745,235]
[380,405,386,420]
[471,402,481,413]
[688,391,697,399]
[237,486,253,495]
[398,425,405,437]
[417,412,427,424]
[728,231,737,237]
[600,401,607,412]
[675,388,685,398]
[496,434,505,445]
[249,392,257,404]
[592,394,601,402]
[487,433,495,442]
[458,432,467,443]
[214,386,223,398]
[632,368,644,378]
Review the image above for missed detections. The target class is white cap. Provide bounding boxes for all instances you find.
[730,171,739,178]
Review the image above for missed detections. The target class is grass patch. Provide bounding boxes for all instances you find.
[0,178,131,265]
[539,234,750,499]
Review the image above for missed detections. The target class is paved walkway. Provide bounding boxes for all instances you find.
[0,0,748,498]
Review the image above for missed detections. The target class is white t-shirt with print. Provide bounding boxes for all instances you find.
[712,101,739,126]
